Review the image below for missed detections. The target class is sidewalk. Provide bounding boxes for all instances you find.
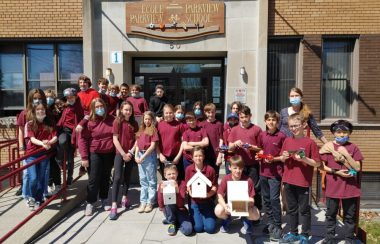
[33,185,359,244]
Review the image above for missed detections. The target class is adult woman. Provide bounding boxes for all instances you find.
[279,88,328,144]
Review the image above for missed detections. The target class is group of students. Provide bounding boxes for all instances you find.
[16,76,363,244]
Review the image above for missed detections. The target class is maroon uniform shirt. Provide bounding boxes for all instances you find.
[157,180,187,209]
[185,163,217,204]
[112,119,138,154]
[200,119,223,159]
[182,126,208,162]
[217,174,255,202]
[321,142,363,199]
[157,120,184,158]
[127,96,149,117]
[26,122,57,154]
[136,131,159,151]
[280,136,320,187]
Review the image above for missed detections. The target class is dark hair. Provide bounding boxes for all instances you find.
[230,101,243,111]
[30,103,54,134]
[185,111,195,120]
[330,120,353,134]
[97,77,109,85]
[26,89,47,121]
[78,75,91,86]
[117,101,138,130]
[193,101,203,110]
[120,83,130,89]
[155,84,164,91]
[264,110,280,121]
[239,105,251,116]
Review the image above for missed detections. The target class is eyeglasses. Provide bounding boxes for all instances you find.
[289,124,302,129]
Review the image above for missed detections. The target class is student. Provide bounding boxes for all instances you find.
[157,104,184,179]
[193,101,204,123]
[109,101,138,220]
[174,104,186,125]
[56,88,84,185]
[25,103,57,210]
[182,112,209,170]
[228,105,263,210]
[224,101,242,130]
[200,103,224,177]
[222,112,239,174]
[320,120,363,244]
[257,111,286,241]
[149,84,168,122]
[279,113,320,244]
[185,146,217,234]
[157,164,193,236]
[135,111,159,213]
[214,155,260,234]
[78,98,115,216]
[98,77,109,95]
[77,75,99,114]
[107,83,120,116]
[119,83,130,102]
[127,84,149,124]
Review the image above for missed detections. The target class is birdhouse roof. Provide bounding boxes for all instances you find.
[186,171,212,187]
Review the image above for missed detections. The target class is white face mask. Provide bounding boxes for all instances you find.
[36,114,46,122]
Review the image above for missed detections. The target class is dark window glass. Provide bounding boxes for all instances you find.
[58,43,83,96]
[27,44,55,91]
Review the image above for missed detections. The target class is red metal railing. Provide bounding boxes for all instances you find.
[0,139,19,191]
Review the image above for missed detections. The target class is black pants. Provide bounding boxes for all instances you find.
[111,153,134,202]
[260,175,282,228]
[49,150,61,186]
[326,197,358,241]
[56,128,75,179]
[244,164,262,210]
[159,155,184,181]
[205,156,220,180]
[284,183,311,236]
[87,152,114,204]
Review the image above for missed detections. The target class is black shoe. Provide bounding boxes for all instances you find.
[67,177,73,185]
[15,187,23,196]
[270,227,282,241]
[263,223,274,234]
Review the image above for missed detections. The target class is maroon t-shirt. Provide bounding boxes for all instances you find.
[26,122,57,154]
[137,131,159,151]
[228,123,262,166]
[217,174,255,202]
[258,130,287,178]
[185,163,217,204]
[182,126,208,161]
[157,120,184,158]
[157,180,187,209]
[108,96,120,116]
[127,96,149,117]
[16,110,27,128]
[281,136,320,187]
[321,142,363,199]
[222,125,236,161]
[112,119,138,154]
[200,119,223,159]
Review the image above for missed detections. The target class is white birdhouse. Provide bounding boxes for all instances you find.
[186,171,212,198]
[227,181,250,216]
[162,181,176,205]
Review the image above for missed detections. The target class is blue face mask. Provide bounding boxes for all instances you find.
[47,97,54,106]
[290,97,301,106]
[67,100,75,106]
[335,136,349,145]
[95,107,105,116]
[99,89,107,94]
[33,99,42,106]
[175,113,184,120]
[109,92,117,97]
[194,109,202,116]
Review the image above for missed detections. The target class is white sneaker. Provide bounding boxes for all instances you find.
[85,203,94,216]
[34,201,41,211]
[28,198,36,211]
[52,185,61,195]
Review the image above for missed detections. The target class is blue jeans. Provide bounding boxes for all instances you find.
[164,205,193,235]
[26,155,49,202]
[260,175,282,228]
[190,202,216,233]
[22,160,30,199]
[182,157,192,171]
[138,151,157,204]
[43,162,50,197]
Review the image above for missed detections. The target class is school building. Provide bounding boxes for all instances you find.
[0,0,379,201]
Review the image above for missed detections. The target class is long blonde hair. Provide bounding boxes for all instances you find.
[290,87,311,121]
[137,111,157,137]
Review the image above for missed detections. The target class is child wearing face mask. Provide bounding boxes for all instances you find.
[319,120,363,244]
[25,103,57,211]
[56,88,84,185]
[174,104,186,127]
[127,84,148,125]
[107,84,120,116]
[222,112,239,174]
[193,101,204,124]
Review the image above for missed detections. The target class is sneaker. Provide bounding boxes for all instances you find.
[144,203,153,213]
[109,208,118,220]
[28,198,36,211]
[52,185,61,195]
[85,203,94,216]
[270,227,282,241]
[220,217,232,233]
[299,234,309,244]
[167,224,176,236]
[162,218,171,225]
[101,199,111,211]
[15,187,23,196]
[263,223,274,234]
[279,232,300,243]
[34,201,41,211]
[137,203,146,213]
[121,198,130,209]
[240,217,252,235]
[321,237,336,244]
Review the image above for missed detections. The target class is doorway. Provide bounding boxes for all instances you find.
[133,58,225,119]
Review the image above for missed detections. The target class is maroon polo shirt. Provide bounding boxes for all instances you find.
[280,136,320,188]
[16,110,27,128]
[185,163,217,204]
[258,130,287,178]
[78,115,115,160]
[217,174,255,202]
[112,119,138,154]
[200,119,223,159]
[127,96,149,117]
[157,120,184,158]
[157,180,187,209]
[321,142,363,199]
[108,96,120,116]
[182,126,208,161]
[222,126,235,162]
[26,122,57,154]
[228,123,262,166]
[136,131,159,151]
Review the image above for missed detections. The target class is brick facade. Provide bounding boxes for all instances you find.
[0,0,82,38]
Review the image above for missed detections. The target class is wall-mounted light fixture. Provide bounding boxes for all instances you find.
[240,66,246,76]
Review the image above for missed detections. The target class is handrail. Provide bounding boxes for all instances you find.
[0,147,47,170]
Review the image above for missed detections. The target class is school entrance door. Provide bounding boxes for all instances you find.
[133,58,225,119]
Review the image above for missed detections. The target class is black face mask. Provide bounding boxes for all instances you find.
[228,122,237,128]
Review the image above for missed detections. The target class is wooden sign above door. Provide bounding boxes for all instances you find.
[126,0,225,40]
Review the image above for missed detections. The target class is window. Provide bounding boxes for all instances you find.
[58,44,83,97]
[267,39,299,112]
[27,44,55,91]
[322,38,355,119]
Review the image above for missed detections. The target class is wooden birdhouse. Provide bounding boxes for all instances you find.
[186,171,212,198]
[227,181,249,216]
[162,181,176,205]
